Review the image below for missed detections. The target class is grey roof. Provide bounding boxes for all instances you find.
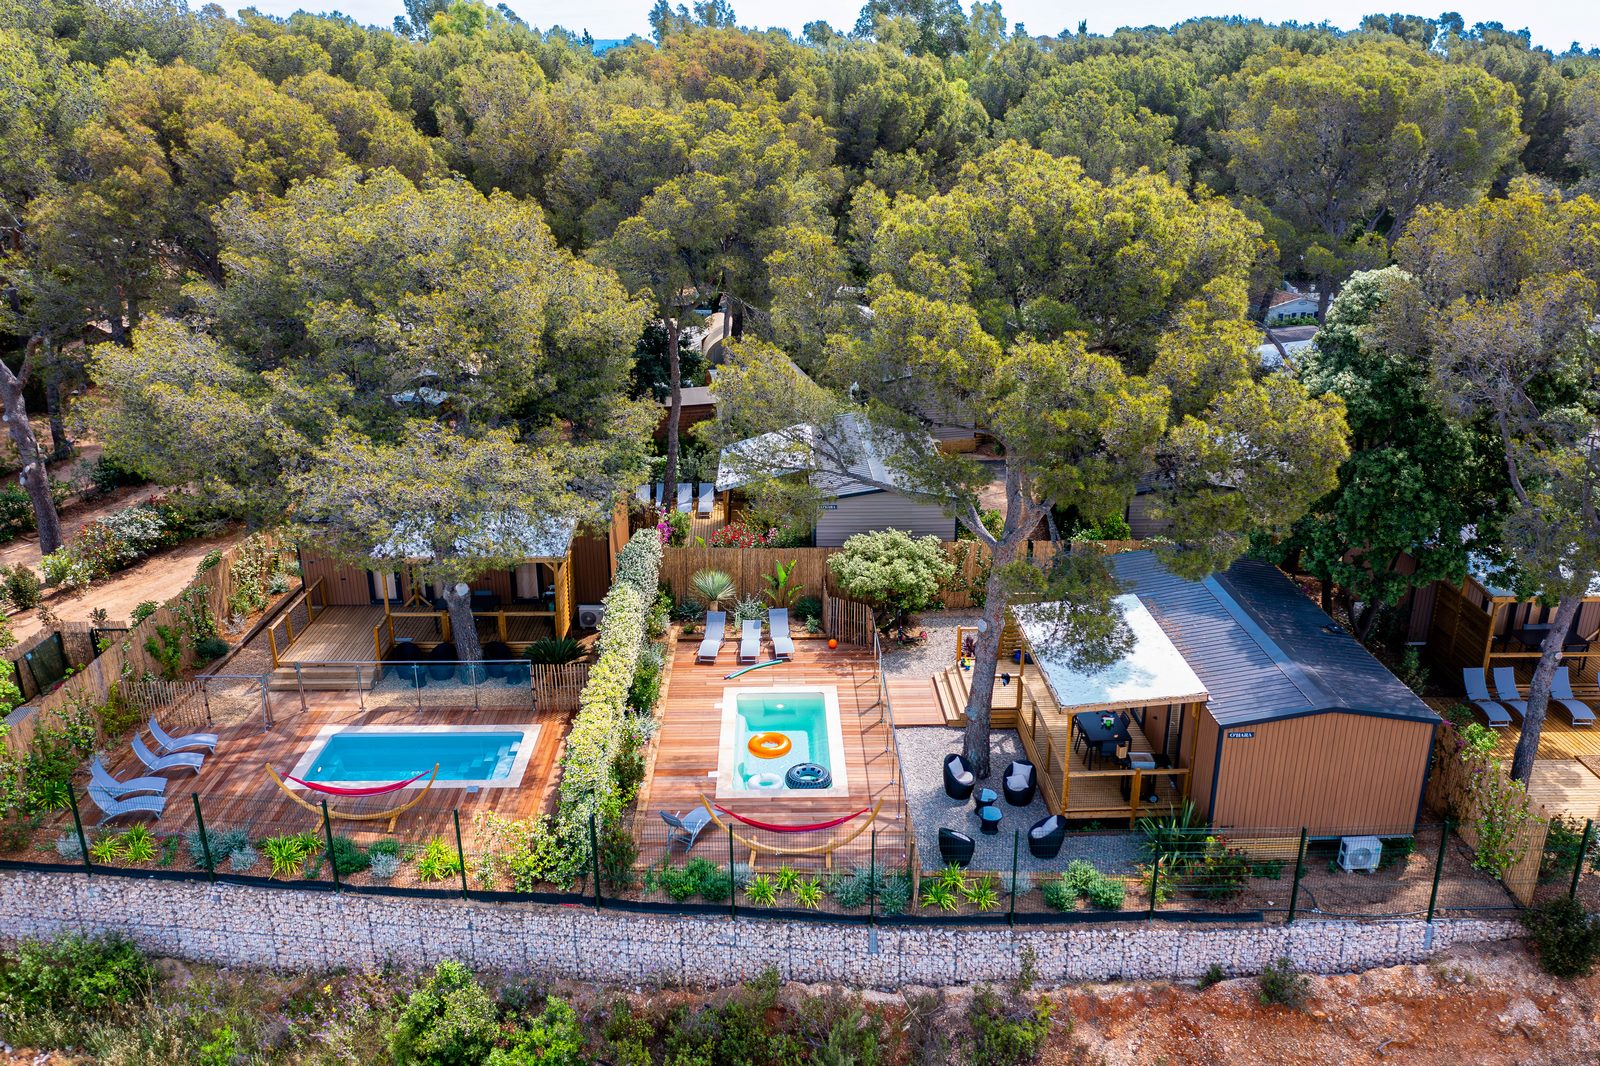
[1108,552,1439,727]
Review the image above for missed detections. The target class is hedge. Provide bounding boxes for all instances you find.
[554,530,662,879]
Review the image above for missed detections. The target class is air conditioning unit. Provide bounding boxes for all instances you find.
[1337,835,1382,873]
[577,604,607,630]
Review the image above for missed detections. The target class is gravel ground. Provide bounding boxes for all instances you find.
[880,609,980,679]
[896,726,1144,877]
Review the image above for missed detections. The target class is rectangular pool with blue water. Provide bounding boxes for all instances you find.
[717,685,848,798]
[289,724,541,789]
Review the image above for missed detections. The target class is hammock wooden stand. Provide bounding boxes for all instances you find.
[266,763,441,832]
[698,795,883,871]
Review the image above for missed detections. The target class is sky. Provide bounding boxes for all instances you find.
[234,0,1600,51]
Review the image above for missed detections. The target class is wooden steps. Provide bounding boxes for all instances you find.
[933,664,1020,729]
[268,663,381,691]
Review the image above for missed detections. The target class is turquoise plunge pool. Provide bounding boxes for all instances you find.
[295,727,537,787]
[719,686,847,798]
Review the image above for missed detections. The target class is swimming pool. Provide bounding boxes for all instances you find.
[717,685,848,799]
[288,724,541,789]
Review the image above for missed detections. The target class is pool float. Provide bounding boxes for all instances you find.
[747,732,792,759]
[785,762,832,790]
[747,772,784,791]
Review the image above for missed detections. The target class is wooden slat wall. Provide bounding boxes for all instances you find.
[569,530,614,606]
[1211,712,1434,835]
[1426,721,1549,905]
[1424,581,1495,675]
[299,552,376,606]
[1190,711,1221,818]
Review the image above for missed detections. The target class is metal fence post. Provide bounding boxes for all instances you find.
[1572,819,1594,900]
[869,829,877,925]
[728,824,737,921]
[355,665,365,713]
[1286,827,1307,923]
[1427,819,1451,923]
[67,789,91,876]
[1008,829,1019,927]
[453,808,470,900]
[321,799,341,893]
[1147,858,1160,919]
[192,793,214,883]
[588,810,602,910]
[294,663,308,713]
[414,665,423,711]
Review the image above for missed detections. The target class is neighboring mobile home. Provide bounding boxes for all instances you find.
[1005,551,1439,834]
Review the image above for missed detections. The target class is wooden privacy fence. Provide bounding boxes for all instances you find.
[531,662,590,713]
[3,536,288,754]
[1424,723,1548,905]
[656,539,1139,612]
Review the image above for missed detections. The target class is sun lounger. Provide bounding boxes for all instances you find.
[697,483,713,516]
[90,756,167,799]
[635,484,652,505]
[132,734,204,775]
[652,482,665,508]
[149,718,217,754]
[1492,668,1531,719]
[698,611,726,663]
[662,808,711,853]
[769,608,794,659]
[738,619,761,663]
[1551,668,1596,726]
[676,482,692,512]
[87,783,166,827]
[1462,669,1512,728]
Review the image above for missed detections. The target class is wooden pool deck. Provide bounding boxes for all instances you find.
[635,637,909,872]
[92,690,569,848]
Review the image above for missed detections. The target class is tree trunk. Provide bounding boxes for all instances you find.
[1510,594,1582,785]
[441,582,484,664]
[1319,577,1332,613]
[961,533,1024,779]
[0,341,62,556]
[1316,286,1332,324]
[1253,284,1275,322]
[662,317,682,514]
[41,339,72,462]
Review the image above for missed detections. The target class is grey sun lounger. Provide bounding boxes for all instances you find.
[697,483,713,516]
[635,484,652,505]
[87,783,166,827]
[1462,669,1513,728]
[149,718,217,754]
[769,608,794,659]
[676,483,693,512]
[1492,668,1531,719]
[662,808,711,853]
[739,619,762,663]
[652,482,665,508]
[90,756,167,799]
[1550,668,1596,726]
[132,734,204,775]
[698,611,727,663]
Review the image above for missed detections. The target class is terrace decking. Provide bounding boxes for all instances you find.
[93,691,569,847]
[1483,713,1600,824]
[636,638,909,872]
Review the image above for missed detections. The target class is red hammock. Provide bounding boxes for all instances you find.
[278,766,431,797]
[712,804,869,834]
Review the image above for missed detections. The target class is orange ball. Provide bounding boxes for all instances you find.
[827,638,838,649]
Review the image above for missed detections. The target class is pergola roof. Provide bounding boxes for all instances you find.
[1014,596,1209,712]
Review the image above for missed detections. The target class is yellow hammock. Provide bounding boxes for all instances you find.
[698,794,883,871]
[266,763,440,833]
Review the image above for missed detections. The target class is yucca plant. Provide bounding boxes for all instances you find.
[690,569,736,611]
[525,637,582,665]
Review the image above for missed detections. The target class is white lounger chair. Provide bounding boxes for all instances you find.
[769,608,794,659]
[652,482,665,508]
[132,734,204,775]
[635,484,652,505]
[698,611,726,663]
[1551,669,1597,726]
[90,756,167,799]
[87,783,166,827]
[697,483,713,516]
[149,718,217,754]
[738,619,762,663]
[676,482,693,512]
[1492,668,1531,719]
[1462,668,1512,728]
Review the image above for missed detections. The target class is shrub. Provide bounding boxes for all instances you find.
[2,566,41,611]
[968,985,1052,1066]
[144,624,184,680]
[390,961,500,1066]
[1541,817,1590,882]
[368,837,402,857]
[130,600,160,626]
[38,549,92,591]
[1198,963,1226,989]
[626,645,664,712]
[526,637,582,665]
[878,873,912,915]
[793,594,822,625]
[487,997,587,1066]
[193,636,230,663]
[1083,875,1126,910]
[1523,897,1600,978]
[88,454,143,495]
[52,833,83,861]
[228,846,259,872]
[416,837,461,883]
[326,835,371,876]
[828,530,955,631]
[0,934,152,1017]
[370,852,402,881]
[1257,957,1310,1008]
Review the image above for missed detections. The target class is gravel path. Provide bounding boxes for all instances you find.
[880,609,979,679]
[895,726,1145,877]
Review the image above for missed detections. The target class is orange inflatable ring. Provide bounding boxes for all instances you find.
[747,732,792,759]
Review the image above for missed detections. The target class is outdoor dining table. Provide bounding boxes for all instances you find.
[1508,623,1553,650]
[1072,711,1131,770]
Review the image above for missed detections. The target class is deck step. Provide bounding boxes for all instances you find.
[935,666,967,726]
[268,664,380,691]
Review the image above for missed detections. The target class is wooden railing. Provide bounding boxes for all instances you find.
[266,578,329,668]
[1018,690,1192,824]
[372,608,561,659]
